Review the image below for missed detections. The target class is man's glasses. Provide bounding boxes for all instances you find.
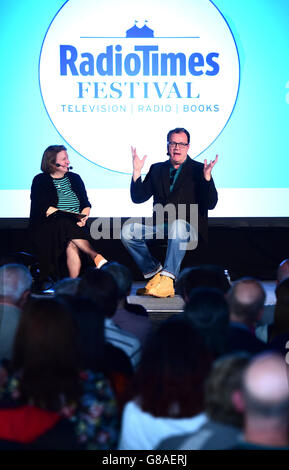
[168,142,189,148]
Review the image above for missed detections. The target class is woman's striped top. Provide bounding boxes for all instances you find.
[52,175,80,213]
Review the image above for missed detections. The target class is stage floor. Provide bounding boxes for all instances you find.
[38,279,276,327]
[129,280,276,312]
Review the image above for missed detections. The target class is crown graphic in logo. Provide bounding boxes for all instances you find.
[126,20,154,38]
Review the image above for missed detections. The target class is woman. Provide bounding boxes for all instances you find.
[61,296,134,413]
[118,317,213,450]
[29,145,106,283]
[0,297,119,449]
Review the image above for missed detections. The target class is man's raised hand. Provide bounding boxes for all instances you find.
[203,154,218,181]
[132,146,147,181]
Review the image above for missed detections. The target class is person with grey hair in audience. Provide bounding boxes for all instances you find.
[0,264,32,360]
[227,277,267,355]
[231,352,289,449]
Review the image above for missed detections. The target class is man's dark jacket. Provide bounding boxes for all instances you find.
[130,156,218,241]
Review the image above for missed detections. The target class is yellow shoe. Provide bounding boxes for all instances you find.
[94,254,107,269]
[136,272,162,295]
[148,275,175,298]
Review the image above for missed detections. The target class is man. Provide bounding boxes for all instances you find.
[0,263,32,360]
[232,353,289,449]
[121,127,218,298]
[226,278,267,354]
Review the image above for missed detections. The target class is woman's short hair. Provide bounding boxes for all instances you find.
[59,295,106,372]
[41,145,67,174]
[77,268,118,318]
[133,317,212,418]
[12,297,79,411]
[181,265,230,301]
[102,262,133,300]
[184,287,230,358]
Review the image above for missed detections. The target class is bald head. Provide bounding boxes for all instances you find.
[227,278,265,326]
[277,259,289,284]
[243,353,289,417]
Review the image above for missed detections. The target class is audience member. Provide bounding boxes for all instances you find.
[277,258,289,284]
[257,277,289,344]
[0,264,32,361]
[263,278,289,354]
[176,265,230,302]
[0,297,119,449]
[184,287,230,358]
[226,278,267,354]
[157,353,250,450]
[118,317,212,450]
[174,267,191,299]
[77,268,141,368]
[53,277,81,296]
[102,262,152,346]
[232,352,289,449]
[257,258,289,326]
[61,295,133,412]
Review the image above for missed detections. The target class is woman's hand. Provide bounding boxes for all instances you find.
[77,215,88,227]
[46,206,58,217]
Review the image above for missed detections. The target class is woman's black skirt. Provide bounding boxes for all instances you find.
[29,212,92,280]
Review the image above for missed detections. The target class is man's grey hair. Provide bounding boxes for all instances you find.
[0,264,33,304]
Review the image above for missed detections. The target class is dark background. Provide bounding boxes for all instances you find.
[1,218,288,281]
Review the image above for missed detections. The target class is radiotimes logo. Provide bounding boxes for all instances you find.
[39,0,240,174]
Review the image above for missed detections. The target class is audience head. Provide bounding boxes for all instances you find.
[227,277,265,327]
[277,259,289,285]
[12,297,79,411]
[54,277,81,296]
[0,263,32,307]
[102,262,133,300]
[60,295,106,373]
[0,254,26,266]
[205,353,251,428]
[184,287,229,358]
[77,267,118,317]
[178,265,230,302]
[270,277,289,341]
[134,317,212,418]
[175,267,193,299]
[233,353,289,447]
